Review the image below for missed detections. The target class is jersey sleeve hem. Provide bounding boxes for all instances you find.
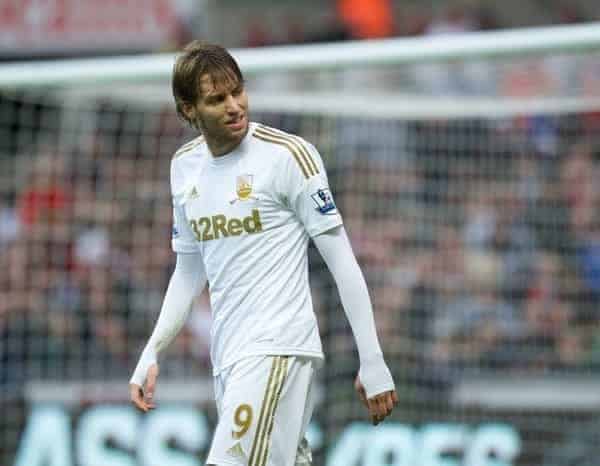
[171,240,198,254]
[306,217,343,238]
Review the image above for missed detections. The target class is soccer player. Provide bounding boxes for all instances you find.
[129,41,397,466]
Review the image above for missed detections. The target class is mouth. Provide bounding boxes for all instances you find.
[225,115,246,131]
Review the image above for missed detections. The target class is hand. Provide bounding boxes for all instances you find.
[129,363,159,413]
[354,374,398,425]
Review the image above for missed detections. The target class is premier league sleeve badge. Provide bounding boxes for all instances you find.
[311,188,337,214]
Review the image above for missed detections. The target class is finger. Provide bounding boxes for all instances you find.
[355,380,369,409]
[376,393,395,420]
[130,384,143,404]
[145,365,159,407]
[384,392,394,412]
[372,411,385,425]
[130,384,149,412]
[375,391,396,414]
[368,395,385,418]
[367,399,380,425]
[375,397,386,418]
[368,406,380,425]
[376,396,388,418]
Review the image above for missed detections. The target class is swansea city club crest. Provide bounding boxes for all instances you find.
[231,174,258,204]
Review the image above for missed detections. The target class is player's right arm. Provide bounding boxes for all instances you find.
[129,252,207,412]
[130,155,206,412]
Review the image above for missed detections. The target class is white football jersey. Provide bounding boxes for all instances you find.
[170,123,342,375]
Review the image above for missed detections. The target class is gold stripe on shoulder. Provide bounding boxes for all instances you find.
[257,126,319,177]
[173,135,204,159]
[255,126,310,175]
[249,357,281,466]
[254,129,310,179]
[259,125,319,176]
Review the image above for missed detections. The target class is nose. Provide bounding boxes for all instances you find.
[224,94,241,113]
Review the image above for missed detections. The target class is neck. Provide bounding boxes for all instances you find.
[207,139,240,157]
[205,128,249,157]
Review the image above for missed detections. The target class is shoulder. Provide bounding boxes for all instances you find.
[251,124,321,179]
[171,135,207,177]
[172,135,205,161]
[170,135,206,194]
[252,123,311,151]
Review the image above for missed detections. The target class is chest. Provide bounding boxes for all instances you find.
[182,165,284,243]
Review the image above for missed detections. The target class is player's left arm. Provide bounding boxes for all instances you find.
[313,226,398,425]
[278,136,397,423]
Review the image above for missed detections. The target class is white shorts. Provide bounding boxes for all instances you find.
[206,355,317,466]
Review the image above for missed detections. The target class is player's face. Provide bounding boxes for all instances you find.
[193,73,249,156]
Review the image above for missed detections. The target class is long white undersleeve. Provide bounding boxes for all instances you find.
[313,226,394,399]
[130,252,207,386]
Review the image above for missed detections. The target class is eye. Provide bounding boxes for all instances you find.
[206,94,225,105]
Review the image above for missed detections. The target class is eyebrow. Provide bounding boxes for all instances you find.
[203,81,243,101]
[204,90,224,100]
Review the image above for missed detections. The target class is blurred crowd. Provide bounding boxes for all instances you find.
[321,112,600,386]
[1,92,600,395]
[0,106,202,387]
[219,0,595,49]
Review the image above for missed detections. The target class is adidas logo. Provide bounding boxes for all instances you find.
[227,442,245,460]
[184,186,199,202]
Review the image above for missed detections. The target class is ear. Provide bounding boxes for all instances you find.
[182,103,196,121]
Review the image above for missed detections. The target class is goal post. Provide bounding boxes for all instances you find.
[2,22,600,466]
[1,21,600,88]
